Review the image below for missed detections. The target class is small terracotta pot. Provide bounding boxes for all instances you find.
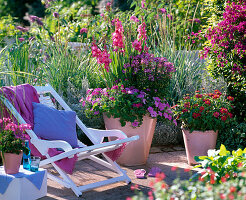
[103,114,157,166]
[182,129,218,165]
[1,151,23,174]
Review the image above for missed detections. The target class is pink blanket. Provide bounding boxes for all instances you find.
[0,84,77,174]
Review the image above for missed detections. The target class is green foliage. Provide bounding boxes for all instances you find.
[0,0,45,24]
[217,122,246,151]
[194,144,246,184]
[172,90,235,132]
[131,169,246,199]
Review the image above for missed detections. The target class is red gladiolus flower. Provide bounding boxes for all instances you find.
[198,176,204,182]
[220,107,228,114]
[227,96,234,101]
[221,115,227,121]
[171,166,177,171]
[213,112,220,118]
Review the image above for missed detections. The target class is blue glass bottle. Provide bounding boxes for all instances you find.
[23,140,31,170]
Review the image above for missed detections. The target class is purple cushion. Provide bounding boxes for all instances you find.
[32,102,78,147]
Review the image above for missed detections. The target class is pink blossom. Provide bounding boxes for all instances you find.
[159,8,166,14]
[112,19,125,50]
[132,121,139,127]
[167,14,173,20]
[141,0,146,9]
[130,16,139,22]
[18,38,25,42]
[132,39,142,52]
[94,111,99,115]
[80,28,88,34]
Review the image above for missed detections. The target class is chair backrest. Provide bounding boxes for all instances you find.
[34,84,99,144]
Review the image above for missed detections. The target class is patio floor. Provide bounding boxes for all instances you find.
[40,146,200,200]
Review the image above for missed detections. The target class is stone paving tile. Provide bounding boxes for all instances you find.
[40,147,200,200]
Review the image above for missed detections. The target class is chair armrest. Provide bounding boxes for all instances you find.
[30,138,73,156]
[87,128,128,143]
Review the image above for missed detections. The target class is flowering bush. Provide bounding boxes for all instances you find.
[81,84,176,127]
[194,144,246,184]
[172,90,234,132]
[129,168,246,200]
[200,1,246,122]
[0,118,31,155]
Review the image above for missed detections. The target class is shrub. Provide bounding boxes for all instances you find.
[201,1,246,122]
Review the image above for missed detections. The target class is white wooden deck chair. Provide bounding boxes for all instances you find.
[1,84,139,197]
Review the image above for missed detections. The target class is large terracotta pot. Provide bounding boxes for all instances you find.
[103,114,157,166]
[1,151,23,174]
[182,129,218,165]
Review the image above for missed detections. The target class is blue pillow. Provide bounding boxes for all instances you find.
[32,102,78,147]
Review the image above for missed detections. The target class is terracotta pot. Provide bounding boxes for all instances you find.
[1,151,23,174]
[103,114,157,166]
[182,129,218,165]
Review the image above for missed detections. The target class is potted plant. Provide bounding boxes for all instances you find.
[0,117,31,174]
[82,83,176,166]
[172,90,235,165]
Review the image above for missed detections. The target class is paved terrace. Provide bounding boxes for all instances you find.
[41,146,200,200]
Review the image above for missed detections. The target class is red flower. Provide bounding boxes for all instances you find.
[214,90,222,95]
[228,194,235,200]
[227,96,234,101]
[192,113,201,119]
[220,107,228,114]
[199,106,205,112]
[220,193,226,199]
[198,176,204,182]
[204,99,211,105]
[213,112,220,118]
[171,166,178,171]
[195,94,203,98]
[184,96,190,100]
[225,173,230,178]
[193,103,198,107]
[212,94,220,99]
[221,176,226,183]
[210,174,215,184]
[228,112,233,118]
[184,168,190,172]
[221,115,227,121]
[184,102,190,108]
[229,185,236,192]
[182,109,188,112]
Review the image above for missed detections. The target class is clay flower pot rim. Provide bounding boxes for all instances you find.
[181,127,218,133]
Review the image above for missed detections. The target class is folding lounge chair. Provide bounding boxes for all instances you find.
[1,84,139,197]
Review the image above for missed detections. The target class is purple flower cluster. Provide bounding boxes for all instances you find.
[81,84,177,127]
[16,26,29,32]
[29,15,43,26]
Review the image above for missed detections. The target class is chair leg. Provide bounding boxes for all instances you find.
[51,162,82,197]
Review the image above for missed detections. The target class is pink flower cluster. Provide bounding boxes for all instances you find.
[112,18,125,51]
[132,22,148,52]
[200,2,246,75]
[0,118,31,133]
[91,42,112,72]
